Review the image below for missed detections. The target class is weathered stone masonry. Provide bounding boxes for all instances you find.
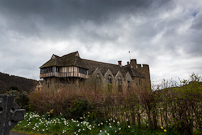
[40,51,151,92]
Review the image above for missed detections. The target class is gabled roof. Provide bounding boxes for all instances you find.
[124,67,144,78]
[40,51,144,78]
[82,59,127,76]
[82,59,144,77]
[40,58,57,68]
[40,51,88,69]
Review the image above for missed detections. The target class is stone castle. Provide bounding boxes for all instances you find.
[40,51,151,92]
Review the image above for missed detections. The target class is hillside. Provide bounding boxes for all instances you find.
[0,72,37,94]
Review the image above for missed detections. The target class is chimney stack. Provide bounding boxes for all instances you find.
[118,61,122,66]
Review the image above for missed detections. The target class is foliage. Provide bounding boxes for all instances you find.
[9,86,19,91]
[0,72,36,94]
[13,112,167,135]
[27,73,202,135]
[5,90,30,110]
[65,99,92,120]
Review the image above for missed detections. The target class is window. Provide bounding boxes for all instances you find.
[96,73,101,84]
[139,78,142,85]
[79,68,87,75]
[56,67,59,72]
[108,75,112,92]
[108,75,112,84]
[41,67,53,73]
[128,81,131,90]
[118,76,122,92]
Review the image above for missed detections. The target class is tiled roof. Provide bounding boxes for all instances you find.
[82,59,127,76]
[82,59,144,77]
[40,51,144,78]
[40,51,88,69]
[124,67,144,78]
[40,59,57,68]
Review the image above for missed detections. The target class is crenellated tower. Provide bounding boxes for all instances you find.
[129,59,151,90]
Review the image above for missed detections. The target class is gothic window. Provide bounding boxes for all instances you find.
[96,73,101,84]
[118,76,122,92]
[108,75,112,92]
[139,78,142,85]
[127,81,131,90]
[108,75,112,84]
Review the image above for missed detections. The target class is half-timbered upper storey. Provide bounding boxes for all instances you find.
[40,52,88,79]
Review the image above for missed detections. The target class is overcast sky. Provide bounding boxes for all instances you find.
[0,0,202,84]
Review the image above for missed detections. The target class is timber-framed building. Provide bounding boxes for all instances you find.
[40,51,151,92]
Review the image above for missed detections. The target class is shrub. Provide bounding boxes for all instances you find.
[65,99,92,120]
[29,86,96,117]
[5,90,29,110]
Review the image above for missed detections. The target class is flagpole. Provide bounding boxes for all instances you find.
[129,51,131,60]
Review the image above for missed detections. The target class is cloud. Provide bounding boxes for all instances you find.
[0,0,201,83]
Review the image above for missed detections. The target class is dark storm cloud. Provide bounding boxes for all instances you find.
[0,0,202,81]
[0,0,173,38]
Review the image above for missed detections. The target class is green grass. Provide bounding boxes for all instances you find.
[12,112,168,135]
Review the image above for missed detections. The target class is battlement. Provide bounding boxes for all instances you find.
[142,64,149,70]
[129,59,149,70]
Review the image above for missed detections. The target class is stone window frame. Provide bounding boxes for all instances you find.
[107,74,112,92]
[118,76,122,92]
[96,73,101,84]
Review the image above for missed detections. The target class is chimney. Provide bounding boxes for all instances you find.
[118,61,122,66]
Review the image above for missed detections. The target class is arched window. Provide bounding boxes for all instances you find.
[127,81,130,90]
[108,75,112,84]
[118,76,122,92]
[139,78,142,85]
[96,73,101,84]
[108,75,112,92]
